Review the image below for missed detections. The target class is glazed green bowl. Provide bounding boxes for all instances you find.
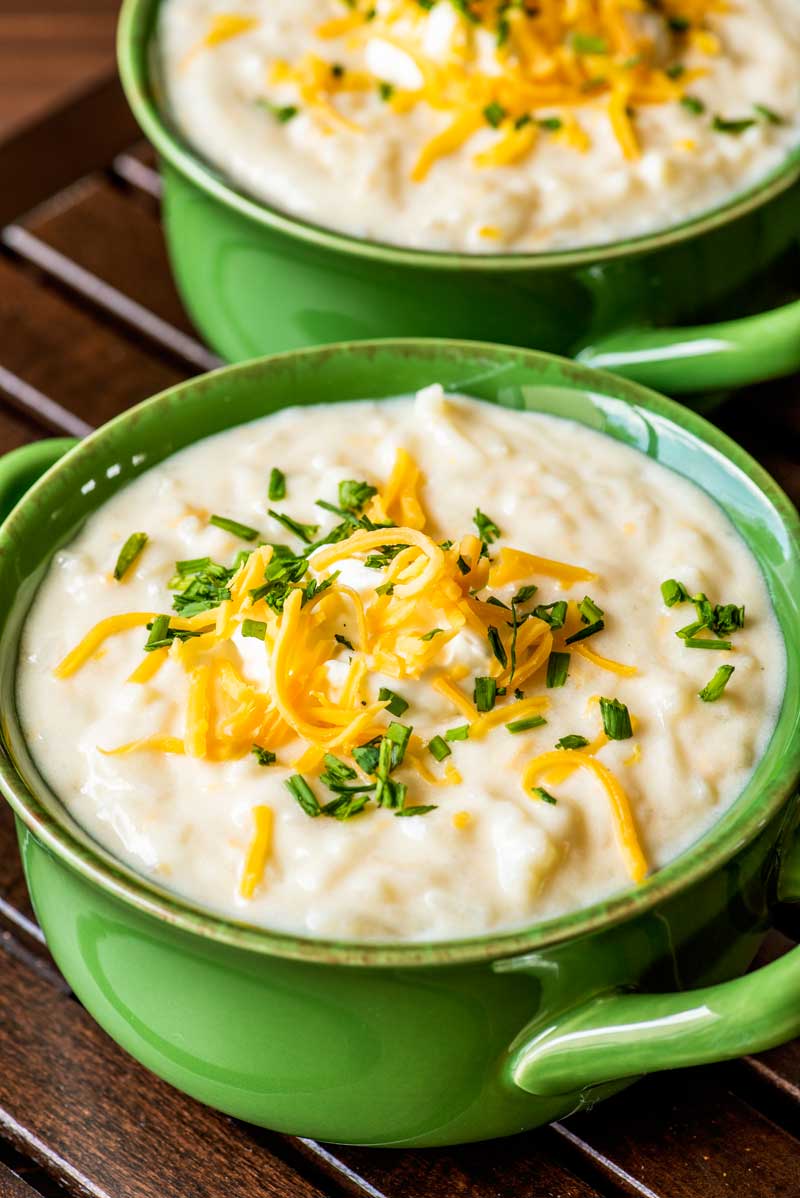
[1,340,800,1147]
[118,0,800,396]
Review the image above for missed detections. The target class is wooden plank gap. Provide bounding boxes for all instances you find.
[2,226,221,373]
[0,365,92,438]
[294,1140,389,1198]
[551,1123,662,1198]
[111,152,162,199]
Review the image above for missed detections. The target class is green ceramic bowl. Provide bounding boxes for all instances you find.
[1,341,799,1147]
[117,0,800,397]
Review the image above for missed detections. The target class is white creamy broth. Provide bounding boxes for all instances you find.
[158,0,800,253]
[18,390,784,941]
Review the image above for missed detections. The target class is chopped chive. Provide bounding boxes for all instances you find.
[335,633,354,651]
[268,468,286,501]
[386,721,412,767]
[531,786,557,805]
[680,95,705,115]
[285,775,321,817]
[257,100,299,123]
[456,554,471,575]
[699,664,735,702]
[506,715,547,734]
[353,741,381,775]
[114,532,148,580]
[599,697,633,740]
[565,618,605,645]
[537,116,562,131]
[666,63,685,78]
[375,581,395,596]
[486,596,510,610]
[378,80,395,101]
[473,676,497,713]
[677,619,708,640]
[144,614,170,651]
[251,746,276,766]
[445,724,470,742]
[483,101,506,128]
[320,753,357,787]
[712,603,745,636]
[556,734,589,750]
[339,479,378,513]
[420,628,445,641]
[533,601,568,629]
[754,103,784,125]
[241,618,267,640]
[378,687,409,717]
[487,625,508,669]
[684,636,733,650]
[395,805,437,817]
[209,514,260,542]
[267,508,319,544]
[173,556,213,576]
[668,14,690,31]
[473,508,501,544]
[511,583,538,605]
[546,651,570,688]
[578,595,604,624]
[570,31,608,53]
[322,792,372,819]
[428,735,452,762]
[712,114,756,135]
[661,578,689,607]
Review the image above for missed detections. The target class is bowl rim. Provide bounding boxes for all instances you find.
[117,0,800,273]
[1,337,799,968]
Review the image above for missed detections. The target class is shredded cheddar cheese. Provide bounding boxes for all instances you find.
[239,805,274,899]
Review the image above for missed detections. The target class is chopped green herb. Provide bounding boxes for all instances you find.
[265,470,286,505]
[114,532,148,581]
[257,99,299,123]
[386,721,412,767]
[339,479,378,513]
[428,735,452,762]
[666,63,686,79]
[378,80,395,101]
[599,697,633,740]
[487,625,508,669]
[456,554,471,575]
[699,664,735,702]
[473,675,497,713]
[420,628,445,641]
[578,595,604,624]
[533,600,568,629]
[565,618,605,645]
[661,578,689,607]
[251,746,276,766]
[395,805,437,818]
[712,114,756,134]
[754,103,784,125]
[506,715,547,734]
[209,514,260,542]
[353,741,381,775]
[512,583,538,605]
[680,95,705,115]
[445,724,470,742]
[322,792,371,820]
[267,508,319,545]
[556,734,589,750]
[667,14,690,31]
[531,786,558,805]
[546,651,570,688]
[285,775,321,817]
[537,116,563,131]
[241,618,267,640]
[375,581,395,596]
[144,614,171,651]
[683,636,733,650]
[712,603,745,636]
[378,687,409,717]
[483,101,506,127]
[473,508,501,545]
[335,633,354,651]
[320,753,358,788]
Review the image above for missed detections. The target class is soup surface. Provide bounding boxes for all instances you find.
[18,390,784,940]
[159,0,800,253]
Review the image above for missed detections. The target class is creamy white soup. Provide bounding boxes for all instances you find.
[18,390,784,940]
[158,0,800,253]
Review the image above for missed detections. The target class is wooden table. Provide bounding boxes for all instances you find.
[1,73,799,1198]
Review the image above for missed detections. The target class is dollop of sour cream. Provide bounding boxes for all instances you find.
[158,0,800,252]
[18,391,785,941]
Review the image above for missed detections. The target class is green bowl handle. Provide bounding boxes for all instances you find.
[0,440,78,524]
[510,826,800,1098]
[575,297,800,396]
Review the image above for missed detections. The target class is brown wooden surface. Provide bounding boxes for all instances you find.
[0,74,799,1198]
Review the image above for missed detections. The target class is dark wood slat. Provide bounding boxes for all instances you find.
[0,258,187,432]
[716,378,800,508]
[0,406,44,453]
[297,1132,604,1198]
[0,74,138,227]
[0,1159,43,1198]
[556,1071,800,1198]
[6,182,220,371]
[0,942,329,1198]
[20,177,189,332]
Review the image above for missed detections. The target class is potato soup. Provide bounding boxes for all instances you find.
[18,389,784,940]
[159,0,800,253]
